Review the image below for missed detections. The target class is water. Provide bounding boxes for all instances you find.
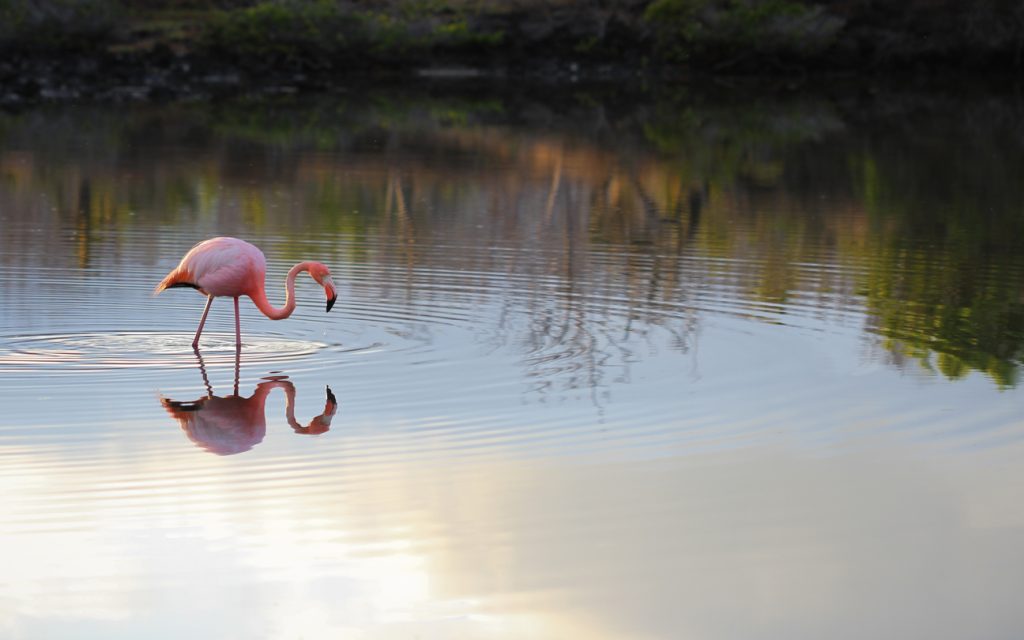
[1,85,1023,639]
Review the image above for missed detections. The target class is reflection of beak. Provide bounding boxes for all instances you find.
[323,276,337,313]
[321,385,338,423]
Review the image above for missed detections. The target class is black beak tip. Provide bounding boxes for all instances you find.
[326,295,337,313]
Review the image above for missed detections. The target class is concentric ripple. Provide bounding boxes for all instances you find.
[0,331,330,374]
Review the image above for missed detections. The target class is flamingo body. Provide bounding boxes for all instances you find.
[159,237,266,298]
[156,237,337,348]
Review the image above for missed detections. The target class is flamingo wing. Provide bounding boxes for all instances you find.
[156,237,266,298]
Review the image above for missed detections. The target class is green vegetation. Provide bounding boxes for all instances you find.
[202,0,503,65]
[644,0,841,65]
[0,0,122,50]
[0,0,508,64]
[0,0,479,63]
[5,0,1024,72]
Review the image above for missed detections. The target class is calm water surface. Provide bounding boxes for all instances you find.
[1,86,1023,639]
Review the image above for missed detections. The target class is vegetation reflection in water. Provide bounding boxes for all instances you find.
[0,85,1022,387]
[2,85,1024,640]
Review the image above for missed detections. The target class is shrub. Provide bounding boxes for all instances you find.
[0,0,122,50]
[202,0,503,65]
[203,0,393,62]
[644,0,843,64]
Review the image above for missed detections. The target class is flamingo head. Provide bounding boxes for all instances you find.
[308,263,338,312]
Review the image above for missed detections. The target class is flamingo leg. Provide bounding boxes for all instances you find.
[234,296,242,348]
[232,342,241,396]
[192,346,214,397]
[192,294,214,349]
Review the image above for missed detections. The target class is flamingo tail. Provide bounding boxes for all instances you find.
[154,269,199,295]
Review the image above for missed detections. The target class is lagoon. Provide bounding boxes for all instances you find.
[1,84,1022,639]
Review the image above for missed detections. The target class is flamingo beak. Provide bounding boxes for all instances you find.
[324,276,337,313]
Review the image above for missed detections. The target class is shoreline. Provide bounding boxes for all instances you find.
[2,48,1022,107]
[3,0,1024,105]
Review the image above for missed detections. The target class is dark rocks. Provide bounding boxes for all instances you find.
[0,46,652,106]
[0,50,242,104]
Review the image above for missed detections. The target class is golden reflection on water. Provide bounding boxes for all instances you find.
[3,438,1024,638]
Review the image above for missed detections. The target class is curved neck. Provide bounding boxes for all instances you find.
[253,379,296,412]
[251,262,316,320]
[253,380,303,430]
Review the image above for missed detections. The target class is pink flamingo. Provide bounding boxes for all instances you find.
[162,381,338,456]
[155,237,338,348]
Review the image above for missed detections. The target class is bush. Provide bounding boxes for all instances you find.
[203,1,382,62]
[202,0,504,65]
[644,0,843,64]
[0,0,122,50]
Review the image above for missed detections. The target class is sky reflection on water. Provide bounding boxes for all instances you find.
[0,85,1023,639]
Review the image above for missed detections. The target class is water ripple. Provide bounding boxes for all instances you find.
[0,331,331,374]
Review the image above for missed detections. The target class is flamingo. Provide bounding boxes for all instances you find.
[162,379,338,455]
[161,348,337,455]
[155,237,338,348]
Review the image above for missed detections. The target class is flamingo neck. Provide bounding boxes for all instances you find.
[251,262,315,320]
[253,380,299,428]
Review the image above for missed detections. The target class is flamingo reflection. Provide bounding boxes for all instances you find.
[161,349,337,455]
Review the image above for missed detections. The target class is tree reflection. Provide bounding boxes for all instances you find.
[161,349,337,455]
[1,86,1022,387]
